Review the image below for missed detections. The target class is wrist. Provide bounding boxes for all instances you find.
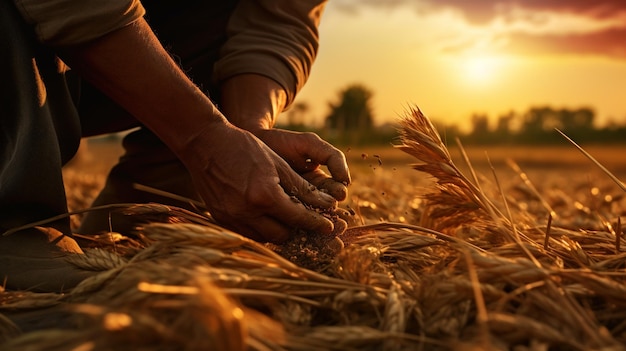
[236,120,272,137]
[219,74,286,133]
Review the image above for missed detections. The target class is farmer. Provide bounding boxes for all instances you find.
[0,0,350,291]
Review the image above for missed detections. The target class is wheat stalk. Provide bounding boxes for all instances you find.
[396,107,507,232]
[65,248,128,271]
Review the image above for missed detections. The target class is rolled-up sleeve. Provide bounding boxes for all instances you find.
[12,0,145,46]
[214,0,326,107]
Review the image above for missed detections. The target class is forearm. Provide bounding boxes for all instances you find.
[219,74,287,133]
[61,19,226,153]
[50,16,342,242]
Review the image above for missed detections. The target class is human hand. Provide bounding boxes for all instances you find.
[218,74,350,203]
[253,128,351,201]
[178,121,339,242]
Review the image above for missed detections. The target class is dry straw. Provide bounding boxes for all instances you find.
[2,106,626,350]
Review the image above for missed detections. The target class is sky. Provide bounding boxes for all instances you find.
[291,0,626,130]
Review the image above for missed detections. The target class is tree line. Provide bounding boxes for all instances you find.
[453,107,626,145]
[281,83,626,146]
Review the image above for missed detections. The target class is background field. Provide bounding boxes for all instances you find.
[67,138,626,198]
[63,138,626,231]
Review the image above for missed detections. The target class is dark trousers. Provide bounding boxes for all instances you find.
[0,0,238,235]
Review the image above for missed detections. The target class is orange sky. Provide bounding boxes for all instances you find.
[291,1,626,130]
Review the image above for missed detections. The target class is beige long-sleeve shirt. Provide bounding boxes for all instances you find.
[12,0,146,47]
[12,0,326,107]
[214,0,326,106]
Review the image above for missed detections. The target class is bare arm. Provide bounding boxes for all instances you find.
[62,19,337,242]
[62,19,223,152]
[220,73,284,132]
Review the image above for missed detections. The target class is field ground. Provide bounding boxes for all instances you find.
[5,127,626,350]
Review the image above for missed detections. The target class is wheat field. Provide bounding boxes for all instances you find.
[1,108,626,350]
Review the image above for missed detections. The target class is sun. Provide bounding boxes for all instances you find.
[463,55,501,85]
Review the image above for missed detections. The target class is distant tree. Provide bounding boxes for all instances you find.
[517,107,557,143]
[466,113,491,143]
[559,107,594,131]
[470,113,490,135]
[515,106,598,143]
[451,105,625,145]
[325,84,375,144]
[495,110,516,135]
[558,107,596,142]
[522,107,556,133]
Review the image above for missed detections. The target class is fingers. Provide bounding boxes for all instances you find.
[265,192,335,237]
[334,207,360,227]
[302,169,348,201]
[244,169,335,241]
[187,126,341,244]
[275,159,338,210]
[269,171,337,235]
[255,129,351,191]
[299,133,351,186]
[213,192,334,243]
[250,185,335,241]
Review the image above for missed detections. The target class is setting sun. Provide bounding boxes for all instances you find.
[463,55,501,85]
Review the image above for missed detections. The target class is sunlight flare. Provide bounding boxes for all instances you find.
[463,55,502,85]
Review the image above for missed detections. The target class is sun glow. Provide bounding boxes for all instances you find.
[463,55,501,85]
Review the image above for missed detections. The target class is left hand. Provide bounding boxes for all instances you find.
[253,128,351,201]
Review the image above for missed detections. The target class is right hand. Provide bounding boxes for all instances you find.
[178,121,338,242]
[251,128,351,202]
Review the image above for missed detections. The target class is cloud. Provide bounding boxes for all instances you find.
[333,0,626,22]
[418,1,626,25]
[332,0,626,59]
[505,28,626,58]
[428,1,626,24]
